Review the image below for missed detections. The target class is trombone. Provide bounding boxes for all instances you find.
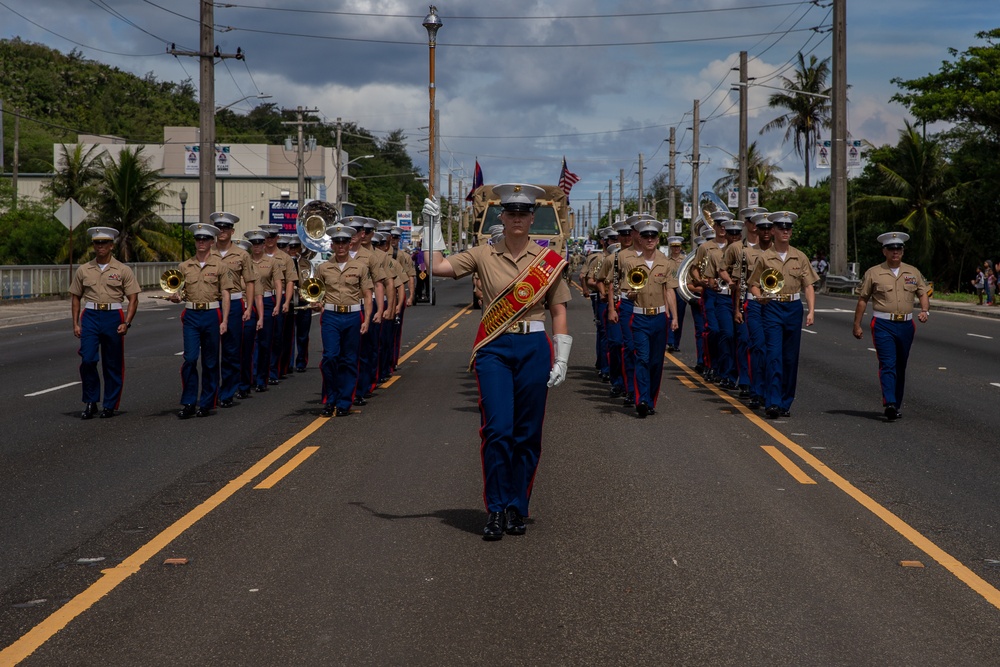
[294,277,326,310]
[759,268,785,295]
[148,269,185,300]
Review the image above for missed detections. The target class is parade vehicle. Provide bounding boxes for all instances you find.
[469,184,573,307]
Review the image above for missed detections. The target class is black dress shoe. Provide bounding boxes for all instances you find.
[738,385,751,397]
[81,402,98,420]
[720,379,737,390]
[195,407,213,418]
[780,409,791,418]
[253,384,268,393]
[99,408,115,419]
[321,405,335,417]
[267,378,280,386]
[647,407,656,416]
[483,511,506,541]
[666,345,676,352]
[609,386,624,398]
[884,404,899,421]
[748,396,761,409]
[219,399,234,408]
[235,390,250,399]
[353,396,367,406]
[363,391,374,399]
[637,402,650,418]
[335,407,351,417]
[765,406,780,419]
[694,364,705,374]
[178,404,197,419]
[295,367,307,373]
[505,508,526,536]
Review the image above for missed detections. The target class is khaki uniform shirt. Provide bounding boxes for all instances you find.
[722,241,755,281]
[252,255,284,294]
[597,246,640,286]
[351,246,388,287]
[69,258,140,303]
[448,239,572,323]
[317,257,373,306]
[391,246,416,281]
[178,255,235,302]
[857,261,928,314]
[371,247,395,290]
[214,246,255,294]
[747,245,820,295]
[663,253,685,281]
[618,251,678,309]
[582,252,603,284]
[389,256,408,287]
[699,243,729,281]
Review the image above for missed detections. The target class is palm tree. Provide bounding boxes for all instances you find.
[759,53,832,187]
[44,143,106,207]
[92,146,176,262]
[712,141,785,203]
[851,121,963,269]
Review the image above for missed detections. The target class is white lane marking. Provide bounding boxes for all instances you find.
[991,383,1000,389]
[968,333,993,340]
[175,351,184,356]
[868,347,877,352]
[801,328,817,334]
[25,381,81,397]
[814,308,854,313]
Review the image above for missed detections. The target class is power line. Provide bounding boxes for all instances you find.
[0,1,165,56]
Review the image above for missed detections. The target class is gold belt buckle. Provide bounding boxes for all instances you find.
[337,306,350,313]
[644,307,658,315]
[890,313,906,322]
[96,303,111,311]
[506,322,526,334]
[195,302,209,310]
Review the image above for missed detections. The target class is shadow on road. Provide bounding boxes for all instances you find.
[349,501,488,536]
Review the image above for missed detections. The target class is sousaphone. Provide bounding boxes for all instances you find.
[296,200,340,254]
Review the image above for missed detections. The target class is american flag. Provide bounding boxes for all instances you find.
[558,157,580,196]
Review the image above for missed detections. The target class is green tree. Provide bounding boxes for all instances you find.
[44,143,106,207]
[87,146,176,262]
[850,122,964,273]
[891,28,1000,138]
[712,141,785,202]
[759,53,832,187]
[0,182,66,265]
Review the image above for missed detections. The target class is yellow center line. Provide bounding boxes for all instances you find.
[666,352,1000,611]
[0,417,330,665]
[254,446,320,490]
[425,343,437,351]
[396,305,471,365]
[380,376,400,389]
[761,446,817,485]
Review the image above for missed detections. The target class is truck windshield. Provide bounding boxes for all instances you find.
[477,205,561,236]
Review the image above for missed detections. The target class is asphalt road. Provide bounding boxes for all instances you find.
[2,281,999,666]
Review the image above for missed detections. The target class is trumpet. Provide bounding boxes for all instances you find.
[294,277,326,310]
[148,269,185,300]
[625,265,649,291]
[759,268,784,295]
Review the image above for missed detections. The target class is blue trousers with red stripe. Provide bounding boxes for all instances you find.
[711,290,736,383]
[691,296,708,367]
[180,307,222,408]
[734,297,751,387]
[254,296,276,387]
[219,297,244,402]
[320,310,362,410]
[746,300,766,400]
[474,332,551,516]
[761,300,803,411]
[668,288,686,349]
[79,309,126,409]
[294,307,312,370]
[239,305,258,392]
[631,312,667,407]
[871,317,915,409]
[596,300,611,376]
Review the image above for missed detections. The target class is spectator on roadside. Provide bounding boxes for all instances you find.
[987,267,996,306]
[811,252,829,290]
[972,267,985,305]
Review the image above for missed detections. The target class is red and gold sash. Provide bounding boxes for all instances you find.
[470,247,567,368]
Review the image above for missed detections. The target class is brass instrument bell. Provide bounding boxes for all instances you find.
[294,277,326,309]
[759,268,784,295]
[159,269,185,293]
[625,265,649,291]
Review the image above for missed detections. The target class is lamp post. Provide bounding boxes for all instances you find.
[423,5,442,306]
[179,187,188,261]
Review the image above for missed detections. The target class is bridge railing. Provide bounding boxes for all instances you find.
[1,263,177,300]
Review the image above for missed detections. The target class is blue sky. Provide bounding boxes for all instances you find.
[1,1,995,219]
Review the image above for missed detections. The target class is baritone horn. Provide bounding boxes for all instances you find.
[625,265,649,291]
[760,268,784,295]
[294,277,326,310]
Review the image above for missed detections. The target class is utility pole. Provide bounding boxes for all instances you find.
[691,99,701,245]
[668,126,677,233]
[597,193,602,229]
[447,172,453,252]
[282,107,318,209]
[637,153,645,214]
[0,99,4,173]
[168,1,243,224]
[830,0,848,277]
[738,50,749,212]
[587,201,592,237]
[11,108,18,209]
[335,118,343,213]
[608,179,613,225]
[619,169,625,222]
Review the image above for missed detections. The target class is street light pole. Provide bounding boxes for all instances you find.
[179,187,188,261]
[423,6,442,306]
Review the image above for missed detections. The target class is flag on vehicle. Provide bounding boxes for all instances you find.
[465,159,484,201]
[558,157,580,197]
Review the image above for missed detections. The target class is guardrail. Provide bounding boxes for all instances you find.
[1,263,177,300]
[823,274,860,294]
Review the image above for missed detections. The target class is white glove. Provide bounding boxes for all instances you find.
[547,333,573,388]
[421,197,447,252]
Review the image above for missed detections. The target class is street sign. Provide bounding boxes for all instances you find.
[54,198,89,231]
[728,187,738,208]
[683,202,692,219]
[748,187,759,207]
